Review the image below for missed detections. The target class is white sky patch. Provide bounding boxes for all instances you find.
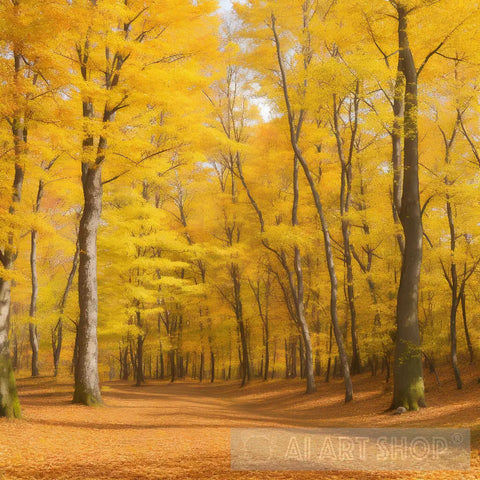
[218,0,233,11]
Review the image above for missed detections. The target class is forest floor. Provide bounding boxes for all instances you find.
[0,366,479,480]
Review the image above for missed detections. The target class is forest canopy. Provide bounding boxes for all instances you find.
[1,0,480,417]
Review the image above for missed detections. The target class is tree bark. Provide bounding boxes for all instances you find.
[135,310,145,386]
[136,334,145,386]
[28,323,39,377]
[231,264,250,386]
[210,350,215,383]
[446,198,462,390]
[0,50,27,418]
[392,56,406,256]
[0,277,21,418]
[28,179,44,378]
[391,5,426,411]
[29,229,40,377]
[199,351,204,382]
[54,238,79,376]
[461,292,474,364]
[333,91,361,375]
[271,13,352,402]
[73,165,103,405]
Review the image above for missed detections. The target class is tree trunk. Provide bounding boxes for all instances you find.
[391,6,426,411]
[391,54,406,256]
[284,338,289,379]
[461,292,474,364]
[271,11,352,404]
[170,350,175,383]
[210,350,215,383]
[446,196,462,389]
[0,279,21,418]
[28,179,44,378]
[333,90,361,375]
[73,165,103,406]
[263,322,269,381]
[54,238,79,377]
[282,156,315,393]
[29,228,40,377]
[136,335,145,386]
[199,351,204,382]
[449,284,462,389]
[29,323,39,377]
[231,264,250,386]
[159,344,165,380]
[0,105,25,417]
[343,219,360,375]
[121,347,129,381]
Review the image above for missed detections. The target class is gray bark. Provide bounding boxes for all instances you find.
[271,13,352,402]
[29,179,44,377]
[0,52,25,418]
[333,88,361,374]
[73,164,103,405]
[391,5,426,411]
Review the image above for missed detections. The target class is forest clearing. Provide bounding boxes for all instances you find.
[1,367,479,480]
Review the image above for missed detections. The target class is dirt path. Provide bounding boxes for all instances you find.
[1,370,479,479]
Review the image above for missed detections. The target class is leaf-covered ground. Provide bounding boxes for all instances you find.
[1,367,479,479]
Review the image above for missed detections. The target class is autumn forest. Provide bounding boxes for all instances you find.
[1,0,480,477]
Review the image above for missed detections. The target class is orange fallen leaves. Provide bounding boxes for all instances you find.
[0,367,479,480]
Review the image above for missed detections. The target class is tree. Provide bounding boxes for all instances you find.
[390,2,425,410]
[0,0,65,417]
[67,0,216,405]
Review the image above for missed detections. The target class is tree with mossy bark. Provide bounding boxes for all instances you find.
[389,2,426,411]
[389,0,470,411]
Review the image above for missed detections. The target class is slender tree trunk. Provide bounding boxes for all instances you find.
[170,350,175,383]
[210,350,215,383]
[291,337,297,378]
[446,198,462,390]
[199,351,204,382]
[136,316,145,388]
[28,179,44,378]
[333,90,361,375]
[263,322,269,381]
[29,229,40,377]
[121,347,129,381]
[54,238,79,377]
[325,324,332,383]
[461,292,474,364]
[135,335,144,386]
[271,339,276,379]
[284,156,316,393]
[284,338,289,379]
[391,6,426,411]
[159,343,164,380]
[231,264,250,386]
[271,14,352,402]
[73,165,103,405]
[29,323,39,377]
[392,57,406,256]
[449,286,462,389]
[422,352,440,386]
[342,220,360,375]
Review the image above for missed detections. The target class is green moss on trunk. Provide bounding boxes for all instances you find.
[72,386,103,407]
[0,354,21,418]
